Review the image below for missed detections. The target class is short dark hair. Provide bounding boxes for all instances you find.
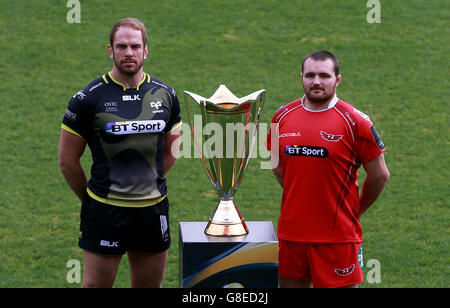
[109,17,148,47]
[302,50,339,76]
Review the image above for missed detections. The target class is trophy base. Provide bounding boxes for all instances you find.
[205,221,249,237]
[204,200,249,237]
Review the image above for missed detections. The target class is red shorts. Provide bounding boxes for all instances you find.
[278,240,363,288]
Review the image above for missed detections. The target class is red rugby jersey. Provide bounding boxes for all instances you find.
[267,96,386,243]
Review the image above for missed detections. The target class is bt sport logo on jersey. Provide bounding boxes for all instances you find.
[104,120,166,135]
[284,145,328,158]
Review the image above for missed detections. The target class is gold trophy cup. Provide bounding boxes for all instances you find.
[184,85,265,236]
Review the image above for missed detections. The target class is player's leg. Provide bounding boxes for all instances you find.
[82,250,122,288]
[309,243,363,288]
[278,239,312,288]
[78,195,126,287]
[128,249,168,288]
[278,275,313,288]
[126,198,170,288]
[340,282,359,288]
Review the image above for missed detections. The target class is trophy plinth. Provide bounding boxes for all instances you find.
[184,85,265,237]
[179,221,278,288]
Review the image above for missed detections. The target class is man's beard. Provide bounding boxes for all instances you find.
[113,54,143,76]
[304,86,335,105]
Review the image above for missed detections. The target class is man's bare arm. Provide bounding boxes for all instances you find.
[359,153,390,216]
[58,129,88,201]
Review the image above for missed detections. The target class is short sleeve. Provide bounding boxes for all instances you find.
[165,88,182,133]
[61,90,93,140]
[355,116,386,164]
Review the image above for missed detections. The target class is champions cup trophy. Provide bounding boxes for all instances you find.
[184,85,265,236]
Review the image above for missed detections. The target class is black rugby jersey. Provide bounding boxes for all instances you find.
[62,72,181,207]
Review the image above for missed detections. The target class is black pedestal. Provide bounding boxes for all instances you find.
[179,221,278,288]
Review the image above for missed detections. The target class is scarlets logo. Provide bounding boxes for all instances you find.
[320,131,343,142]
[334,264,356,276]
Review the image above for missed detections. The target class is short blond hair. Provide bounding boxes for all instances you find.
[109,17,148,47]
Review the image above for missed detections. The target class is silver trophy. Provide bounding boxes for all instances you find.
[184,85,265,236]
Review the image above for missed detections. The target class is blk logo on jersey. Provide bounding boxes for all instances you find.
[122,94,140,101]
[285,145,328,158]
[104,120,166,135]
[320,131,343,142]
[100,240,119,248]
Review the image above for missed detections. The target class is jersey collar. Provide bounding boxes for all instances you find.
[104,72,150,91]
[301,94,339,112]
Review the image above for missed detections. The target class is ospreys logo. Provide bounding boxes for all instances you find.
[150,101,162,109]
[150,101,164,114]
[104,120,165,135]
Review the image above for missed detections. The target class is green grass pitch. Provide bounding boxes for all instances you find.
[0,0,448,287]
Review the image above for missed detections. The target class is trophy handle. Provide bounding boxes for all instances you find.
[230,91,266,194]
[184,92,219,189]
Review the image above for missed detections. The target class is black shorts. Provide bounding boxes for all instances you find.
[78,194,171,256]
